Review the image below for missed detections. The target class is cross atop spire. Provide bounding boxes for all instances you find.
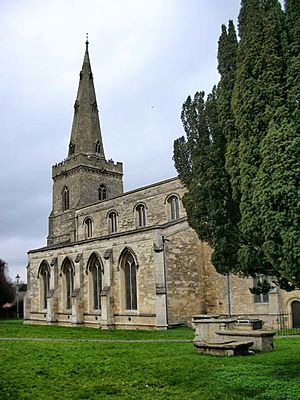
[85,33,89,48]
[68,41,105,159]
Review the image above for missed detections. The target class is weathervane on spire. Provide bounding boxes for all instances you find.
[86,33,89,48]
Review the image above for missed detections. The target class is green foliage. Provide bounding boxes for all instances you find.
[0,322,300,400]
[174,0,300,290]
[253,120,300,287]
[174,87,240,275]
[0,259,15,307]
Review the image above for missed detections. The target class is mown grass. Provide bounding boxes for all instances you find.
[0,320,193,340]
[0,321,300,399]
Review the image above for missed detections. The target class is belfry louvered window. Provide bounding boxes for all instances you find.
[98,184,107,200]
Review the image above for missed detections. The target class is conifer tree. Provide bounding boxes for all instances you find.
[217,21,240,203]
[174,87,239,273]
[174,92,213,245]
[174,0,300,289]
[232,0,286,277]
[251,0,300,288]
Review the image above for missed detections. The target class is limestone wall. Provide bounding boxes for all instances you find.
[163,222,204,325]
[76,178,186,240]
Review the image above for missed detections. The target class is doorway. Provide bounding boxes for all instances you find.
[291,300,300,328]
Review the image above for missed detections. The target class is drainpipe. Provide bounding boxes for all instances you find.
[75,215,79,241]
[227,273,232,317]
[162,235,169,326]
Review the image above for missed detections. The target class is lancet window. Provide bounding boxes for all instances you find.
[39,262,50,310]
[62,258,74,310]
[167,195,180,221]
[121,250,137,310]
[135,204,146,227]
[84,217,93,239]
[88,253,102,311]
[108,211,117,234]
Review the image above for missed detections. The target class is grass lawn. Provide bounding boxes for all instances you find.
[0,320,193,340]
[0,321,300,399]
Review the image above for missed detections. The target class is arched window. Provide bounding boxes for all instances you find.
[108,211,117,234]
[167,195,180,221]
[39,262,50,310]
[95,140,101,153]
[62,258,74,310]
[253,276,269,303]
[84,217,93,239]
[121,250,137,310]
[98,184,107,200]
[88,253,102,311]
[62,187,70,211]
[136,204,146,227]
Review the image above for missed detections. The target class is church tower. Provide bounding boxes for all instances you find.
[47,40,123,245]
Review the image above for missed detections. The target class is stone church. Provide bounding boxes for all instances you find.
[24,41,300,330]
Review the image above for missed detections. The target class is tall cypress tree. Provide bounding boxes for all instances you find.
[232,0,265,275]
[217,21,240,203]
[174,80,240,273]
[174,0,300,289]
[285,0,300,127]
[215,20,240,273]
[232,0,286,277]
[251,0,300,288]
[174,92,213,245]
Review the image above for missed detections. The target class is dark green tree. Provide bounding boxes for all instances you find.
[174,92,213,245]
[231,0,287,280]
[251,0,300,288]
[174,83,240,274]
[217,21,240,203]
[0,259,15,307]
[285,0,300,128]
[174,0,300,290]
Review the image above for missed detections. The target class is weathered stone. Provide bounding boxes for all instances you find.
[215,330,275,352]
[194,340,254,356]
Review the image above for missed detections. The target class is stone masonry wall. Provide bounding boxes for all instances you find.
[76,178,185,240]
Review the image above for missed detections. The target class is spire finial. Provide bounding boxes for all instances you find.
[85,33,89,48]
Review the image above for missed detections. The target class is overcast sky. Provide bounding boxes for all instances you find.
[0,0,242,282]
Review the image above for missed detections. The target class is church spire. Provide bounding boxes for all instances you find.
[68,39,105,158]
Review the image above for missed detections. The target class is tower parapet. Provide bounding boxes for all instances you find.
[52,154,123,180]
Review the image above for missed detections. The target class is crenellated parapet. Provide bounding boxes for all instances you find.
[52,153,123,180]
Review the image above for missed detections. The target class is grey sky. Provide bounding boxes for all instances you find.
[0,0,242,282]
